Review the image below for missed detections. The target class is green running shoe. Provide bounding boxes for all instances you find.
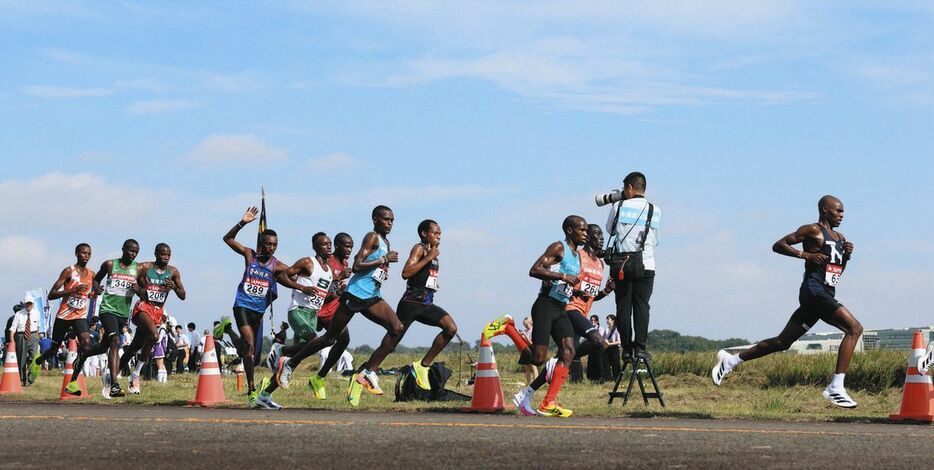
[213,316,231,339]
[64,380,82,396]
[346,373,363,407]
[248,390,259,408]
[28,357,42,383]
[412,361,431,391]
[308,374,327,400]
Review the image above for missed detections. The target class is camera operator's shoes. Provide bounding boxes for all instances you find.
[634,349,652,361]
[537,401,572,418]
[917,344,934,375]
[308,374,327,400]
[711,350,733,386]
[411,361,431,391]
[264,343,282,371]
[482,315,512,341]
[822,386,857,409]
[275,357,293,389]
[512,386,536,416]
[621,349,634,364]
[544,358,557,383]
[213,317,231,340]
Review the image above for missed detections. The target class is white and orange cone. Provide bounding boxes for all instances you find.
[463,334,512,413]
[188,334,228,406]
[889,331,934,423]
[0,342,24,395]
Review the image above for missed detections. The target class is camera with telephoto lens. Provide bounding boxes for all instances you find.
[595,189,624,207]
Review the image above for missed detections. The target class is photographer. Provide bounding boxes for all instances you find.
[602,172,660,362]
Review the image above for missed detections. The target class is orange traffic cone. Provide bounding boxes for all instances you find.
[60,339,89,400]
[463,334,513,413]
[188,334,228,406]
[0,342,24,395]
[889,331,934,423]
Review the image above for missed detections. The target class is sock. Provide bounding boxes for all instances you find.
[830,373,845,390]
[726,354,743,369]
[134,362,145,376]
[529,367,547,391]
[542,363,569,405]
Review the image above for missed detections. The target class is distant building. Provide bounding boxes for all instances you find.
[724,327,934,355]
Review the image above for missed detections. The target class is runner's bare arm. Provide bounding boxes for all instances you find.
[401,243,430,279]
[275,259,317,295]
[87,269,98,297]
[773,224,827,263]
[48,267,74,300]
[223,207,259,257]
[839,232,854,259]
[351,232,388,273]
[167,267,186,300]
[529,241,578,285]
[93,260,114,295]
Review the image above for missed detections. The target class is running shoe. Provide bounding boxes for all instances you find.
[308,374,327,400]
[544,357,557,383]
[411,361,431,390]
[711,350,732,386]
[64,380,82,396]
[248,390,259,408]
[256,392,282,410]
[482,315,513,341]
[346,373,363,407]
[109,382,125,398]
[917,344,934,375]
[102,370,112,400]
[358,369,383,395]
[128,372,141,394]
[537,401,573,418]
[213,316,231,339]
[822,386,858,409]
[264,343,282,371]
[28,357,42,383]
[276,356,293,389]
[512,386,536,416]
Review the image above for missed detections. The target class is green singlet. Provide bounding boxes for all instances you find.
[99,259,138,318]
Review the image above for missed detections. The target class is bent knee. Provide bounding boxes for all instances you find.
[443,324,458,338]
[388,323,404,338]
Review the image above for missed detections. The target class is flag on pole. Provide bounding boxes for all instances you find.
[254,187,268,364]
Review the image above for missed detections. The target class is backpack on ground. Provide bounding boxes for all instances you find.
[394,362,470,402]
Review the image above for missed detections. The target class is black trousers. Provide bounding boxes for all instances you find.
[604,345,621,380]
[611,268,655,352]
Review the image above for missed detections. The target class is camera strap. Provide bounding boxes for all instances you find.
[636,203,655,252]
[608,202,647,253]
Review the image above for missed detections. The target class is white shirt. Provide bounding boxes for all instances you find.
[8,305,40,335]
[605,196,661,271]
[176,332,190,348]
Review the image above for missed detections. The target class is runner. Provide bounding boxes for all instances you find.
[276,206,403,407]
[215,207,316,409]
[396,219,458,390]
[91,239,140,398]
[712,195,863,408]
[117,243,186,395]
[513,223,613,413]
[29,244,96,394]
[510,215,587,418]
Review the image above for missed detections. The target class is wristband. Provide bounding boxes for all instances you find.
[237,221,245,228]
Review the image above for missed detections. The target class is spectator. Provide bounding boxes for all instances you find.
[9,296,41,385]
[520,317,539,385]
[187,323,200,372]
[175,325,190,373]
[38,332,56,370]
[586,314,606,382]
[604,315,622,380]
[152,325,168,382]
[273,321,288,345]
[318,346,354,374]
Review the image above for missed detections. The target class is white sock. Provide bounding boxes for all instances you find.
[726,354,743,369]
[134,362,145,375]
[830,373,845,390]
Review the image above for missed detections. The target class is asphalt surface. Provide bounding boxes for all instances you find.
[1,402,932,469]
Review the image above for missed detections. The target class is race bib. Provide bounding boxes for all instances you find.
[425,269,440,291]
[108,274,136,293]
[309,288,328,309]
[579,281,599,297]
[66,297,88,310]
[550,281,573,299]
[147,289,168,303]
[372,267,389,284]
[243,279,269,298]
[824,265,843,287]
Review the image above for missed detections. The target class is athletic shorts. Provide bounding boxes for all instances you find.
[132,301,165,326]
[99,311,128,339]
[288,307,318,342]
[152,339,167,359]
[567,309,598,337]
[397,301,449,328]
[233,306,264,331]
[791,290,844,331]
[530,295,574,347]
[51,318,90,343]
[339,292,381,314]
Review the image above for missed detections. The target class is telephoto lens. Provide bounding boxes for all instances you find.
[595,190,624,207]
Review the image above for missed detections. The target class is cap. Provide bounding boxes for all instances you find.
[23,295,35,304]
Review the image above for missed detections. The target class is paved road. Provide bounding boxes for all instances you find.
[0,403,931,468]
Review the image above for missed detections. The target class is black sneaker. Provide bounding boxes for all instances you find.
[110,382,126,398]
[634,349,652,361]
[622,349,634,364]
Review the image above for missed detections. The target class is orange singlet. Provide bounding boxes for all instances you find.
[566,248,605,316]
[56,265,94,320]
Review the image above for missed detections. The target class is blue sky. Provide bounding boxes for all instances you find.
[2,1,932,348]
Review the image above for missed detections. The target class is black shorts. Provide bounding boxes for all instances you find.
[791,291,844,331]
[100,312,128,340]
[233,306,264,332]
[51,318,90,343]
[530,295,574,347]
[567,309,597,337]
[340,292,382,314]
[397,301,449,328]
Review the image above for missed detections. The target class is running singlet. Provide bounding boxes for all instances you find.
[401,244,439,305]
[347,235,389,300]
[290,257,333,312]
[233,252,279,313]
[801,225,848,296]
[99,259,138,318]
[540,241,581,305]
[567,248,604,315]
[56,266,94,320]
[143,265,173,305]
[318,257,349,322]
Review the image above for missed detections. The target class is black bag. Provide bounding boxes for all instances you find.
[394,362,470,402]
[606,202,654,281]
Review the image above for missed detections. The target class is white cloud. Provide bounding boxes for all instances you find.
[0,236,52,267]
[127,98,198,115]
[22,85,114,98]
[187,133,288,163]
[306,153,361,172]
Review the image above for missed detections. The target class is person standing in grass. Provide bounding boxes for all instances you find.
[712,195,862,409]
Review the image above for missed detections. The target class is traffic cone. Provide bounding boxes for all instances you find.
[889,331,934,423]
[463,334,512,413]
[235,366,245,392]
[60,339,89,400]
[0,342,24,395]
[188,334,228,406]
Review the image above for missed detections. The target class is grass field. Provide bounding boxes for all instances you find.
[1,350,915,422]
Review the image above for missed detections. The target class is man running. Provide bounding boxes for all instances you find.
[513,223,612,414]
[117,243,186,395]
[29,244,96,394]
[712,195,863,408]
[396,219,458,390]
[215,207,316,409]
[511,216,587,418]
[277,206,402,407]
[91,239,140,398]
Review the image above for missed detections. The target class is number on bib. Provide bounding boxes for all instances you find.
[147,290,168,303]
[551,281,573,299]
[425,269,440,291]
[580,281,599,297]
[372,267,389,284]
[67,297,88,309]
[243,281,268,298]
[824,265,843,287]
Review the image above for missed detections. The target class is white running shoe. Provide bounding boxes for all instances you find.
[102,370,112,400]
[276,357,293,389]
[256,393,282,410]
[711,350,732,386]
[544,358,557,383]
[361,369,383,395]
[265,343,282,371]
[128,372,141,395]
[512,386,536,416]
[822,386,858,409]
[917,344,934,376]
[512,385,531,408]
